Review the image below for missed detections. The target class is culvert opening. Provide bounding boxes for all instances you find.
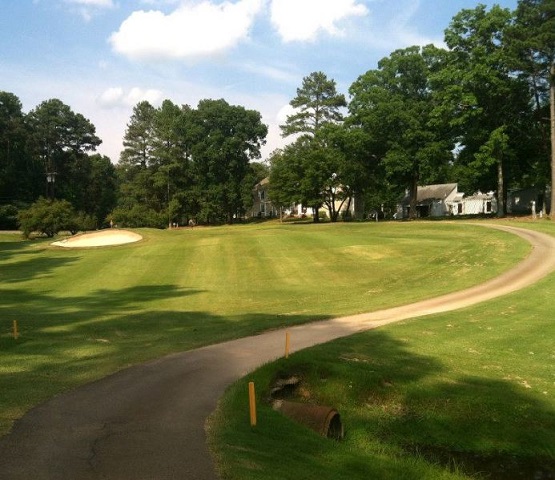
[269,372,344,440]
[272,400,344,440]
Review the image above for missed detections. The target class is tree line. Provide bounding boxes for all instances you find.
[1,0,553,232]
[271,0,554,221]
[0,95,268,231]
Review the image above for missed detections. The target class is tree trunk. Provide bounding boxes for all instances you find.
[312,206,320,223]
[550,62,555,217]
[497,157,505,217]
[409,175,418,220]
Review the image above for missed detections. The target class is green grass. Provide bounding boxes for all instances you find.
[209,220,555,480]
[0,222,530,442]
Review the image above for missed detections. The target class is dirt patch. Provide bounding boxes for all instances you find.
[51,229,142,248]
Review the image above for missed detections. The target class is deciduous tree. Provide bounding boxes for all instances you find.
[349,45,454,219]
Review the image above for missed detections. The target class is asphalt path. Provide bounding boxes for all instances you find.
[1,224,555,480]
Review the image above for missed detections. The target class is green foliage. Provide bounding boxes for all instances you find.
[0,204,18,230]
[115,98,267,225]
[119,101,156,169]
[26,99,102,203]
[17,198,78,238]
[110,204,166,229]
[0,91,42,204]
[439,5,534,208]
[189,99,268,223]
[280,71,347,138]
[349,46,455,218]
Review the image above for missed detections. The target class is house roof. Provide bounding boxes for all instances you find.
[253,177,270,190]
[401,183,458,205]
[416,183,457,202]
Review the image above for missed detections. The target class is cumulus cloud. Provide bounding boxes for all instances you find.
[110,0,263,61]
[97,87,163,108]
[270,0,368,42]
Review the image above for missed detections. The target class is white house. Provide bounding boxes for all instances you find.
[398,184,498,218]
[451,191,497,216]
[399,183,459,218]
[250,177,279,218]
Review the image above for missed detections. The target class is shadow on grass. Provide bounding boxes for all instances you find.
[394,376,555,479]
[219,330,555,480]
[0,236,84,283]
[0,281,328,435]
[0,255,81,283]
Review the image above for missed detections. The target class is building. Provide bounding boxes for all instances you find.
[398,183,459,218]
[398,183,498,219]
[251,177,279,218]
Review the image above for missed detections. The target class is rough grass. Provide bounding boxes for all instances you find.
[0,222,528,436]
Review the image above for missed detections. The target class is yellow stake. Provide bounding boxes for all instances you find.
[285,331,291,359]
[248,382,257,427]
[13,320,18,340]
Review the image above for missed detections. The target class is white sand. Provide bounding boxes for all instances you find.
[51,229,143,248]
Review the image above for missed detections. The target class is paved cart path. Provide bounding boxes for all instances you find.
[1,225,555,480]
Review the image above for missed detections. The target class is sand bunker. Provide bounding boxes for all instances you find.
[51,229,143,248]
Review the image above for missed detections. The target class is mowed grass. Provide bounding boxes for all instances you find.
[210,220,555,480]
[0,221,529,437]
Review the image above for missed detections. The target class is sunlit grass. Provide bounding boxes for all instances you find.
[0,221,529,436]
[210,220,555,480]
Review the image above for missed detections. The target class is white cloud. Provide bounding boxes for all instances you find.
[110,0,264,61]
[97,87,164,108]
[241,62,300,85]
[270,0,368,42]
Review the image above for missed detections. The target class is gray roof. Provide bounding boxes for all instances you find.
[416,183,457,202]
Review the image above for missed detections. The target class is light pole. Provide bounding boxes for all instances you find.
[46,171,56,199]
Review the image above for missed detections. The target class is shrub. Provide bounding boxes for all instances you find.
[0,204,19,230]
[18,198,77,238]
[109,205,166,228]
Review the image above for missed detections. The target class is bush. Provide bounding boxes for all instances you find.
[70,212,97,234]
[18,198,77,238]
[0,204,19,230]
[109,205,166,229]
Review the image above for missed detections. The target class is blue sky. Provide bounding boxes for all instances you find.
[1,0,518,162]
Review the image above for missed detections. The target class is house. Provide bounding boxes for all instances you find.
[398,183,498,219]
[250,177,279,218]
[398,183,459,218]
[507,187,550,215]
[452,191,497,216]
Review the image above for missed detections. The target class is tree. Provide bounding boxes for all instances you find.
[18,198,78,238]
[440,5,532,216]
[349,45,454,219]
[269,131,351,222]
[116,101,159,222]
[149,100,189,226]
[508,0,555,213]
[189,99,267,224]
[120,101,156,170]
[275,72,351,222]
[26,99,101,202]
[0,92,37,205]
[269,140,324,218]
[280,71,346,138]
[82,154,118,227]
